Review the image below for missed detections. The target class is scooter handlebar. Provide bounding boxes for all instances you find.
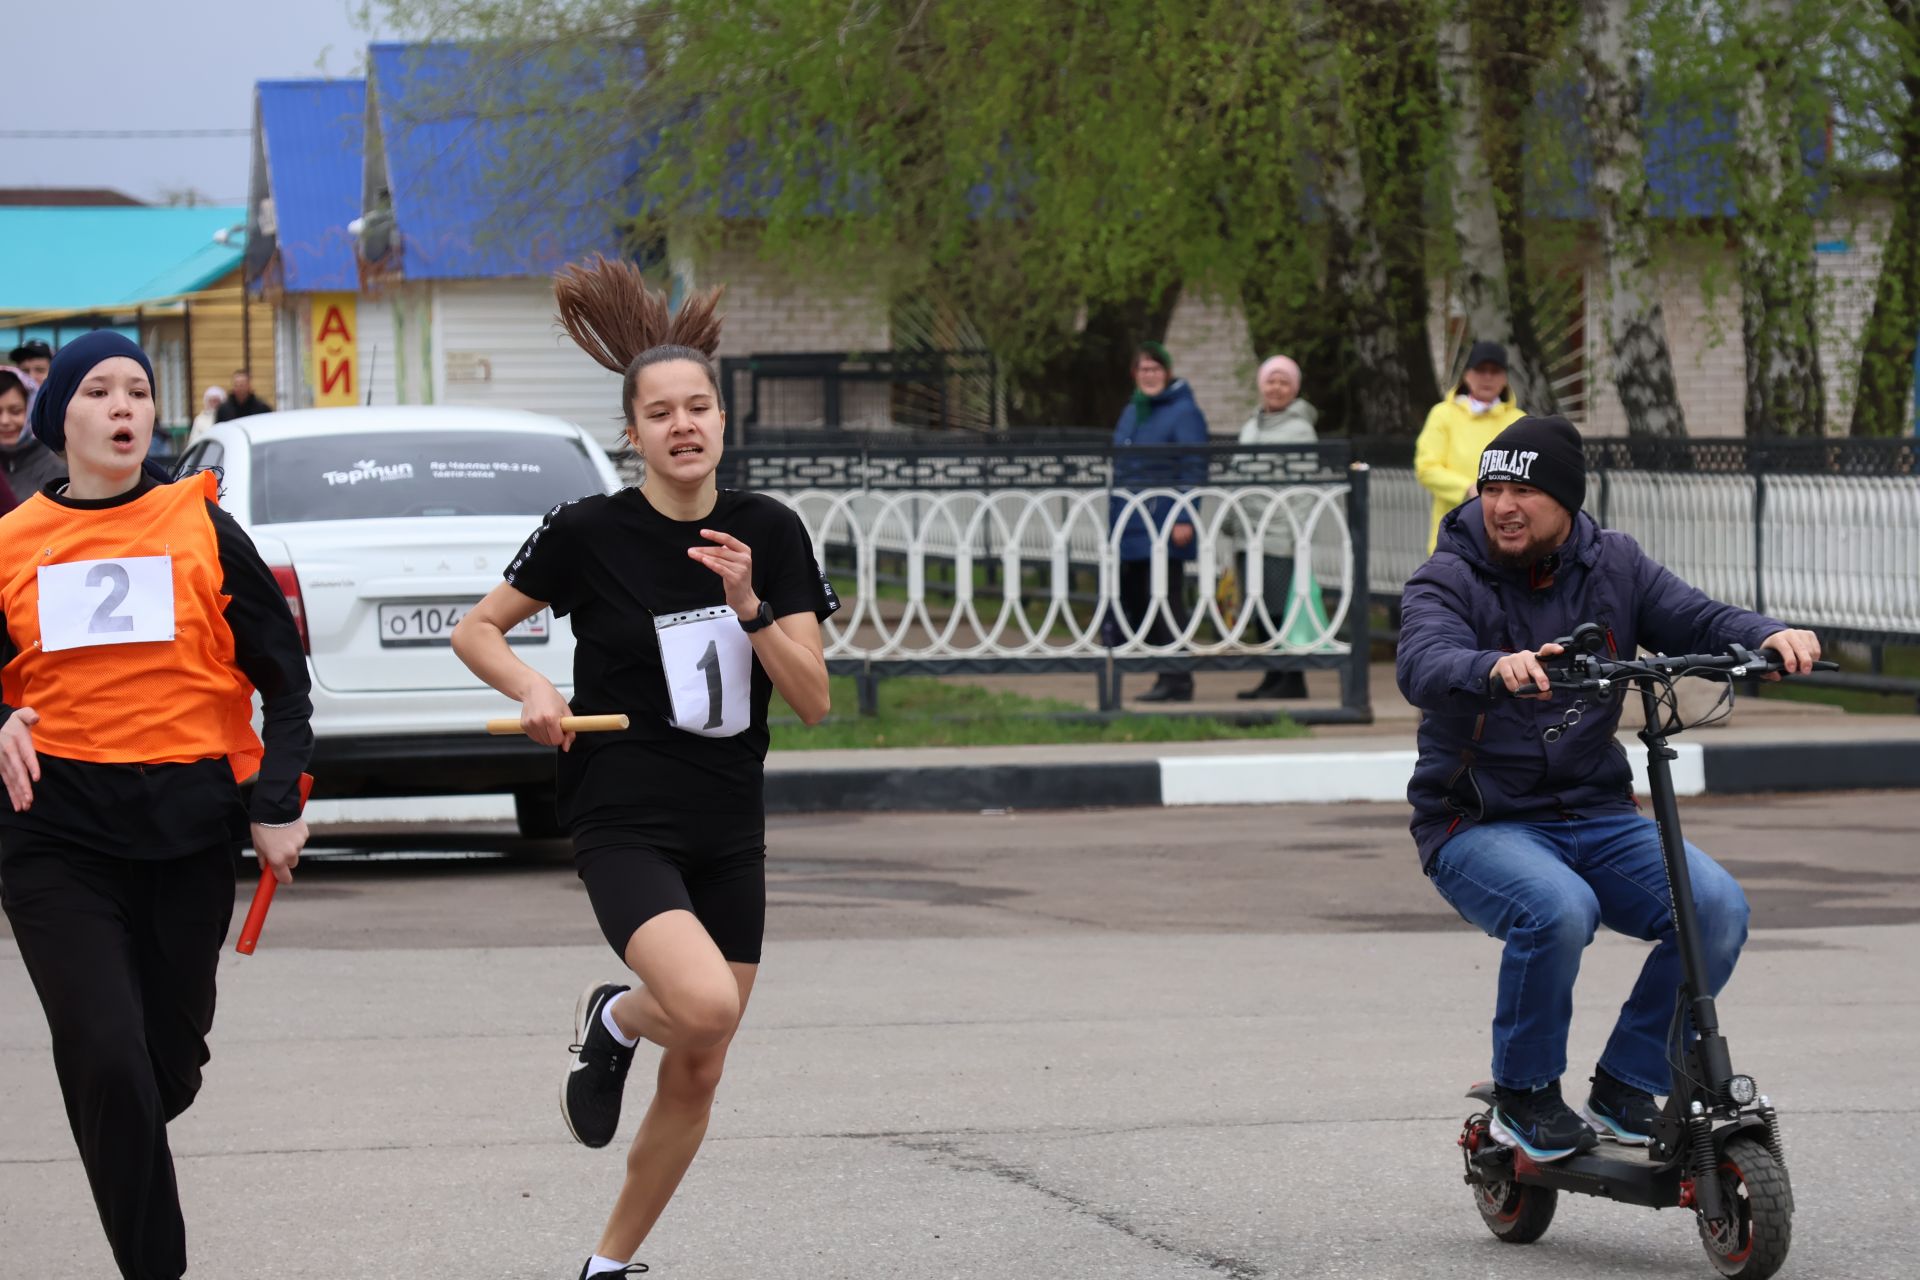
[1499,651,1838,698]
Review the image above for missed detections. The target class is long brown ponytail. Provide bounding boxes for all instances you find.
[553,254,726,424]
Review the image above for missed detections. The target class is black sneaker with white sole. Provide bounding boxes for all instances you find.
[562,982,637,1148]
[1584,1067,1662,1145]
[1489,1079,1600,1162]
[576,1262,648,1279]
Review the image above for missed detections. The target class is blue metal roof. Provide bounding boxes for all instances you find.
[0,207,245,313]
[1527,84,1824,221]
[367,42,645,281]
[258,79,366,293]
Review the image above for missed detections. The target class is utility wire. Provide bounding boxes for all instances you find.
[0,129,250,140]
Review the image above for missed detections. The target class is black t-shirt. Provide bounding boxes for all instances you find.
[504,487,835,827]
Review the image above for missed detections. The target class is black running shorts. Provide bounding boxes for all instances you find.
[573,809,766,965]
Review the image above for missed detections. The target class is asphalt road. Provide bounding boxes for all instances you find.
[3,792,1916,1279]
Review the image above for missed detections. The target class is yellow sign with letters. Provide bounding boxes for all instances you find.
[310,294,358,408]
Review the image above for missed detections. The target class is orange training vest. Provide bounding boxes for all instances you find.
[0,470,263,780]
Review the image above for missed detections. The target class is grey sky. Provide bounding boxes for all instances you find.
[9,1,399,204]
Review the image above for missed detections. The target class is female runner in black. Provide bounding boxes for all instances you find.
[452,257,834,1280]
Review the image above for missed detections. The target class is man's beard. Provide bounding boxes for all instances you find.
[1489,529,1561,570]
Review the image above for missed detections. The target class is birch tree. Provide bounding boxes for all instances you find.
[1732,0,1828,436]
[1850,0,1920,436]
[1579,0,1688,436]
[1437,8,1561,413]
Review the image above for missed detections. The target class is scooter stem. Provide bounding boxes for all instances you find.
[1637,684,1732,1095]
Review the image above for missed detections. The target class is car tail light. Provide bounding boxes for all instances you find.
[269,565,310,654]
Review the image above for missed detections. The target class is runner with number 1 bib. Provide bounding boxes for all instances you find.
[451,257,837,1280]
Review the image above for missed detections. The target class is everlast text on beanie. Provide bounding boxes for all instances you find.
[1478,414,1586,516]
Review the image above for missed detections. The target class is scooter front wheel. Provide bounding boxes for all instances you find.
[1698,1135,1792,1278]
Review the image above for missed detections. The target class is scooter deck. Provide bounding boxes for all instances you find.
[1505,1147,1684,1209]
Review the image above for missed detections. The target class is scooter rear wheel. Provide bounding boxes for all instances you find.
[1475,1175,1558,1244]
[1698,1135,1792,1278]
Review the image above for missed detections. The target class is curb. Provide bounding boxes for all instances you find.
[763,737,1910,813]
[304,738,1918,826]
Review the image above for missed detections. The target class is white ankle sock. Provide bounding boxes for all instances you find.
[585,1255,630,1277]
[600,993,640,1047]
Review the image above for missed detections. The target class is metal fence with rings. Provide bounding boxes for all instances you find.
[712,442,1376,720]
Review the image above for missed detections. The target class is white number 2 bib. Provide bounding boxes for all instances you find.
[37,556,177,653]
[654,605,752,738]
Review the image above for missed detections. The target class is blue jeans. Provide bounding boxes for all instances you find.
[1427,811,1750,1095]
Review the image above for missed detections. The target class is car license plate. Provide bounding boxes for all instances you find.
[377,601,550,646]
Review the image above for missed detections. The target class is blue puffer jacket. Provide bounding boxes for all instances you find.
[1110,379,1209,562]
[1397,500,1786,871]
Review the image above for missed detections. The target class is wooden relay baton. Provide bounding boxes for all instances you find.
[236,771,315,956]
[484,713,631,736]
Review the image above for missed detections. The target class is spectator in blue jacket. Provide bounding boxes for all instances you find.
[1396,415,1821,1165]
[1110,341,1209,702]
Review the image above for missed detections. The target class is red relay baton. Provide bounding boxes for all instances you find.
[236,772,314,956]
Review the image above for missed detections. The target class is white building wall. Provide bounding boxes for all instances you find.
[1814,200,1891,432]
[425,279,624,435]
[1163,289,1257,437]
[1581,236,1748,439]
[355,296,400,408]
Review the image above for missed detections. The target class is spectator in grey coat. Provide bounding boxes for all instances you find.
[1236,355,1318,700]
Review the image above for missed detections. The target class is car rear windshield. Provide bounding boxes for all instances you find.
[251,431,606,524]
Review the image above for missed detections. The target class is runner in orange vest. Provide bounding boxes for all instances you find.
[0,332,313,1280]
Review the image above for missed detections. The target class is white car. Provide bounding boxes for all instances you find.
[174,406,622,835]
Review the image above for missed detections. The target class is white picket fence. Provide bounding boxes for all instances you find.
[1368,467,1920,638]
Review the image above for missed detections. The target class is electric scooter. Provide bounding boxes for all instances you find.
[1456,622,1836,1279]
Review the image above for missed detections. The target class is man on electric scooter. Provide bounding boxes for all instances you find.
[1396,416,1821,1164]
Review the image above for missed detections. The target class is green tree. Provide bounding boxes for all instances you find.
[1850,0,1920,437]
[1439,0,1578,416]
[1579,0,1688,437]
[374,0,1455,431]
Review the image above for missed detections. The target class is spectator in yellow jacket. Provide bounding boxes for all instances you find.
[1413,341,1526,552]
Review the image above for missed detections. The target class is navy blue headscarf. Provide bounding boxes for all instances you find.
[27,331,172,484]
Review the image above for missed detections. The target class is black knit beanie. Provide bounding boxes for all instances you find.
[29,330,156,452]
[1478,415,1586,515]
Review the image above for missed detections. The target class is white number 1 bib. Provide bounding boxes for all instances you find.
[37,555,177,652]
[654,605,752,738]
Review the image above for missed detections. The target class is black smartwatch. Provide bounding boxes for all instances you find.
[739,600,775,633]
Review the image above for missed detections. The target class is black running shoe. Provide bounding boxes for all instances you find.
[562,982,637,1148]
[1585,1067,1662,1145]
[1490,1079,1600,1162]
[575,1263,648,1279]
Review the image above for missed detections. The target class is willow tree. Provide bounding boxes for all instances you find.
[373,0,1450,430]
